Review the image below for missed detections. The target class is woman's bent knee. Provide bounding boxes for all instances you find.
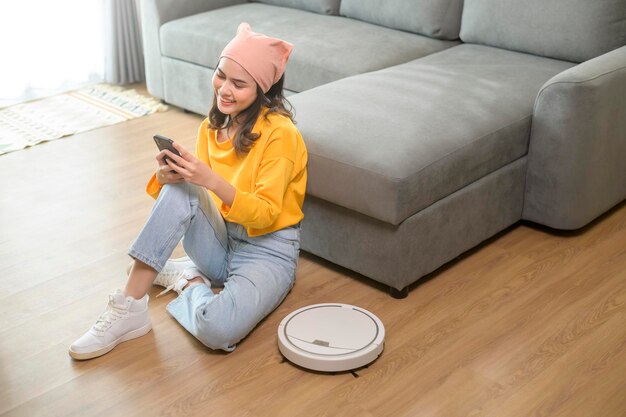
[159,182,192,200]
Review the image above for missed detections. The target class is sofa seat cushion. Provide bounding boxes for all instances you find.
[290,44,575,225]
[160,3,458,93]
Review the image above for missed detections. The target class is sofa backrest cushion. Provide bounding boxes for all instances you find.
[339,0,464,40]
[252,0,340,15]
[460,0,626,63]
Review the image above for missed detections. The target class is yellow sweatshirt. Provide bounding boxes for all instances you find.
[146,109,307,237]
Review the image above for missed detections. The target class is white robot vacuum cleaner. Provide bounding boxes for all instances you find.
[277,303,385,372]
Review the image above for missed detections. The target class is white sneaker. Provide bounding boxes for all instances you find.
[69,290,152,360]
[152,257,210,297]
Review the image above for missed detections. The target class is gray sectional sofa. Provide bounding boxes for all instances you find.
[141,0,626,297]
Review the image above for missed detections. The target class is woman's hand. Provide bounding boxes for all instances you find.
[155,151,185,184]
[157,141,236,206]
[161,142,216,189]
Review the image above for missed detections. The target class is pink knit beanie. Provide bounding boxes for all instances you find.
[219,23,294,93]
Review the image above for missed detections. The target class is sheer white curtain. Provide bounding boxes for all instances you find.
[0,0,106,107]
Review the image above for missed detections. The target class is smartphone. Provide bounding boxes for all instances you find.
[153,134,181,163]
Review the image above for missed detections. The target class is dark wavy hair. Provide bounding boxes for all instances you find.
[208,74,294,156]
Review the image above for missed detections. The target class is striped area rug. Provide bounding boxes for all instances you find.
[0,84,168,155]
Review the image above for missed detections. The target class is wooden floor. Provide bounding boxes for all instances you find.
[1,91,625,417]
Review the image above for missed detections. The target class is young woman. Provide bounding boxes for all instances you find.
[70,23,307,359]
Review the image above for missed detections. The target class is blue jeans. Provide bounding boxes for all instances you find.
[128,183,300,352]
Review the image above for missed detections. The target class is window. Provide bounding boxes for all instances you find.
[0,0,104,107]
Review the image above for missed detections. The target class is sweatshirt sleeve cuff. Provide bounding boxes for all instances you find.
[146,173,162,199]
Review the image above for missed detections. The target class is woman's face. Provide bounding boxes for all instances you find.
[212,58,258,119]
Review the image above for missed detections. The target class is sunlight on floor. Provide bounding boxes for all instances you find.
[0,0,104,107]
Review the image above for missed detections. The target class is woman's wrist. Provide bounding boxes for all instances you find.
[208,173,236,206]
[205,170,218,191]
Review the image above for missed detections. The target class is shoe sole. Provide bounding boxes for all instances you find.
[68,321,153,361]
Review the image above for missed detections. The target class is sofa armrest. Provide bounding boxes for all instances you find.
[140,0,245,98]
[523,46,626,230]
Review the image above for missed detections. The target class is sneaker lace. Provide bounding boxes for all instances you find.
[154,262,192,287]
[156,273,189,297]
[93,296,127,333]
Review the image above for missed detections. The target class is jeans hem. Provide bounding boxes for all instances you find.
[128,249,163,272]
